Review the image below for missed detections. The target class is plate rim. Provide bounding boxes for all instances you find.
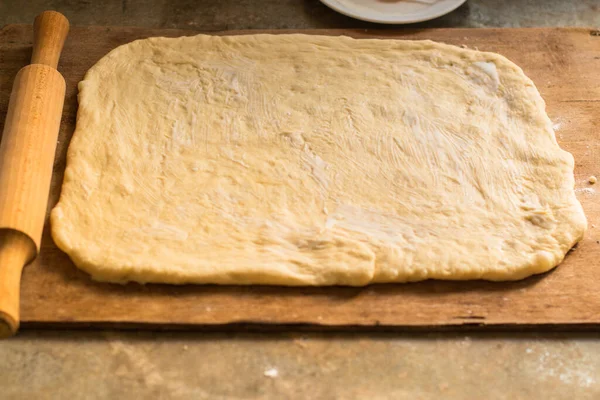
[319,0,467,24]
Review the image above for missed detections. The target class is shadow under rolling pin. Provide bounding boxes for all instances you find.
[0,11,69,338]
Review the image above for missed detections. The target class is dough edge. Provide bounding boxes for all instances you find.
[50,33,587,286]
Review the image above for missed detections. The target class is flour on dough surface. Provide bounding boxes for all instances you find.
[51,34,587,285]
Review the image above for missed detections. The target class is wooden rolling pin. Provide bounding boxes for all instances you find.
[0,11,69,338]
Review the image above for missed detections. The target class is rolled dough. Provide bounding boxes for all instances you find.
[51,34,587,285]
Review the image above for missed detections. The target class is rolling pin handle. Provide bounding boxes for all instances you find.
[31,11,70,69]
[0,231,35,338]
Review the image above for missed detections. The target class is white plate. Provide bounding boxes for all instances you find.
[320,0,466,24]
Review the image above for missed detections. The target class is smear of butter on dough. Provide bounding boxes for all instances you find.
[474,61,500,90]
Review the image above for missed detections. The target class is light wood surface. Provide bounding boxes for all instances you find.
[0,12,68,336]
[0,25,598,330]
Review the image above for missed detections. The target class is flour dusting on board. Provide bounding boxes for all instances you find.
[575,187,596,196]
[264,367,279,378]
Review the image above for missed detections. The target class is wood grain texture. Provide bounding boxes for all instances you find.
[0,25,598,329]
[0,13,68,335]
[0,64,65,251]
[31,11,69,69]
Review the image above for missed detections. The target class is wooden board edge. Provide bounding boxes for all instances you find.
[20,320,600,333]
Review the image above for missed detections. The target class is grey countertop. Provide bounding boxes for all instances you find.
[1,1,599,399]
[2,0,600,29]
[2,330,600,399]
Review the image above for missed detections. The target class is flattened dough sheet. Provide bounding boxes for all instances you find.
[51,34,587,285]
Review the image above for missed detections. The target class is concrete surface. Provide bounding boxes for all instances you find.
[1,0,599,29]
[2,1,600,399]
[2,331,600,399]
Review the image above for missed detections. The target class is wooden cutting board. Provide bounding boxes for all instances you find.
[1,25,599,329]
